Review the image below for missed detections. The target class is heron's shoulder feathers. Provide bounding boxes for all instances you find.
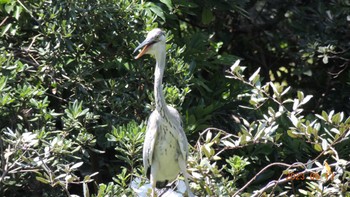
[143,110,161,176]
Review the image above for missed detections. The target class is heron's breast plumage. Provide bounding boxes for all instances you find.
[151,119,181,183]
[143,106,189,188]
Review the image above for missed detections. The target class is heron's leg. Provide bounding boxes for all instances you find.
[150,164,158,197]
[150,173,156,197]
[178,157,195,197]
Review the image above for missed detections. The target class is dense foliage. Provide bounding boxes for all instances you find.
[1,0,349,196]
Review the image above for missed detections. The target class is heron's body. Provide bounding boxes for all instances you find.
[134,28,194,197]
[145,108,181,187]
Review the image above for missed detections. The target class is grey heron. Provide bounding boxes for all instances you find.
[134,28,194,197]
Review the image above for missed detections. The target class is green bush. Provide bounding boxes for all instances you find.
[1,0,349,196]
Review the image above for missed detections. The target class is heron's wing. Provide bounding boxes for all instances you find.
[167,106,189,160]
[177,124,189,159]
[143,110,159,179]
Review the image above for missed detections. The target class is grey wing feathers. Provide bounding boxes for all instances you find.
[143,110,159,176]
[167,106,189,159]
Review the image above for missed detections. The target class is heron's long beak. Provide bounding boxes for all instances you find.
[133,39,156,59]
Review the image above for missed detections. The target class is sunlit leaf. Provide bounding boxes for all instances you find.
[330,128,340,135]
[205,130,212,143]
[331,112,343,124]
[148,3,165,21]
[281,86,291,96]
[160,0,173,10]
[322,111,328,121]
[297,91,304,101]
[321,138,328,151]
[314,144,322,152]
[36,176,50,184]
[292,98,299,110]
[14,5,22,20]
[71,162,84,170]
[289,113,299,127]
[83,182,90,197]
[270,82,280,97]
[328,110,335,122]
[287,130,297,138]
[300,95,313,106]
[322,55,328,64]
[230,59,241,73]
[1,23,12,36]
[249,67,261,85]
[222,140,235,148]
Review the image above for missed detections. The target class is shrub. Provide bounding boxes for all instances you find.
[1,0,349,196]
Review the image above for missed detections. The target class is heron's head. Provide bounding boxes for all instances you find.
[133,28,166,59]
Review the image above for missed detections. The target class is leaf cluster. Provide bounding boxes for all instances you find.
[1,0,350,196]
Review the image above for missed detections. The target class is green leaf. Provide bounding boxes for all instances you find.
[0,0,11,4]
[4,2,14,13]
[328,110,334,122]
[270,82,280,97]
[289,113,299,127]
[322,55,328,64]
[1,23,12,36]
[192,171,203,179]
[83,182,90,197]
[201,142,214,158]
[287,130,297,138]
[230,59,241,73]
[315,114,325,121]
[254,122,266,140]
[314,144,322,152]
[222,140,235,148]
[345,116,350,124]
[14,5,22,20]
[249,67,261,85]
[71,162,83,170]
[205,130,212,143]
[281,86,291,96]
[97,184,106,197]
[330,128,340,135]
[300,95,313,106]
[201,8,214,25]
[297,91,304,101]
[331,112,343,124]
[160,0,173,10]
[292,98,299,111]
[36,176,50,184]
[322,111,328,121]
[299,189,309,195]
[149,3,165,21]
[321,138,328,151]
[0,76,7,91]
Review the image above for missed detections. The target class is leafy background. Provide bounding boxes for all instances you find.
[1,0,349,196]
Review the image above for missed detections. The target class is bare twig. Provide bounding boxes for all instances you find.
[252,161,350,197]
[328,62,349,78]
[28,53,40,66]
[43,92,68,103]
[26,34,40,52]
[233,162,305,196]
[199,127,235,137]
[233,136,349,197]
[0,16,9,27]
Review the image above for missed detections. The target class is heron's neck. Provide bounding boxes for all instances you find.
[154,48,167,114]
